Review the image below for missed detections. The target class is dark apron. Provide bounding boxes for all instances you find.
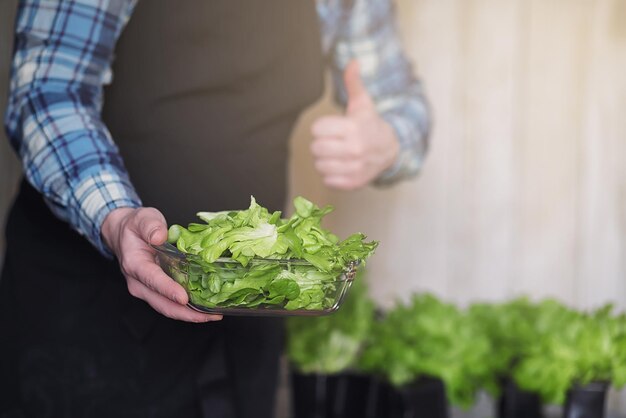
[0,1,323,417]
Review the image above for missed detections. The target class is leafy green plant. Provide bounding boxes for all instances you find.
[468,298,573,384]
[167,196,377,310]
[286,273,376,374]
[513,304,626,405]
[358,294,497,409]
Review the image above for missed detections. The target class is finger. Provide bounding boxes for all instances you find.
[133,250,190,304]
[311,115,354,138]
[322,175,362,191]
[136,207,168,245]
[344,60,374,114]
[133,280,222,323]
[314,159,363,176]
[310,137,354,159]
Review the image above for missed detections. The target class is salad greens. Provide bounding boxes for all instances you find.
[512,304,626,404]
[166,196,377,311]
[358,294,497,409]
[287,272,376,374]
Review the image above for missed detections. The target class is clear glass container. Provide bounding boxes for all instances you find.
[153,243,358,316]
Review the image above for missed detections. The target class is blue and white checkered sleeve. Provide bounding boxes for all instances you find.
[4,0,140,257]
[328,0,431,186]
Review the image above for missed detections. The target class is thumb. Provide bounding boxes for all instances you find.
[136,207,168,245]
[344,60,374,115]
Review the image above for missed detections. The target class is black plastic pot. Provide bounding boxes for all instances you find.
[563,381,609,418]
[290,372,382,418]
[290,373,449,418]
[497,377,543,418]
[378,376,449,418]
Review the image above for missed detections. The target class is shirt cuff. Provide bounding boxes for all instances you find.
[373,112,428,187]
[69,172,142,258]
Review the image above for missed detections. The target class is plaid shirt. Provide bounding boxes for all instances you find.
[5,0,430,256]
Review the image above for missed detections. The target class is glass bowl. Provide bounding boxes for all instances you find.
[152,243,359,316]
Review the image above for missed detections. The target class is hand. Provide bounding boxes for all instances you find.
[310,60,400,190]
[102,207,222,323]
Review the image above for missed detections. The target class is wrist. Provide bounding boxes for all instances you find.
[101,207,136,252]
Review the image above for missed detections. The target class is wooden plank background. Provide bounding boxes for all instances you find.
[1,0,625,415]
[291,0,626,310]
[288,0,626,415]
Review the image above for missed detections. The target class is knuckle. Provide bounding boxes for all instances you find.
[158,306,176,320]
[142,207,162,220]
[190,315,208,324]
[345,120,358,135]
[120,258,134,277]
[142,274,157,292]
[127,281,142,298]
[353,160,366,173]
[350,142,365,158]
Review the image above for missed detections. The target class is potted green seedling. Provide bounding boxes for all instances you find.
[513,305,626,418]
[469,298,546,418]
[287,275,377,418]
[358,294,497,418]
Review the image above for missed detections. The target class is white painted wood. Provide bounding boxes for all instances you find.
[576,0,626,311]
[293,0,626,311]
[514,0,589,304]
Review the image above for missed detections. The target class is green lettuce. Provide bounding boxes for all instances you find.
[468,298,565,380]
[286,272,376,374]
[166,196,377,311]
[358,294,496,409]
[512,303,626,404]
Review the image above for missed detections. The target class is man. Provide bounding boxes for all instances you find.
[0,0,429,417]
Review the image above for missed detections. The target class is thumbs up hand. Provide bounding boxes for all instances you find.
[310,60,400,190]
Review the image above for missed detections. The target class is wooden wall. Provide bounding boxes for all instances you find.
[291,0,626,310]
[288,0,626,414]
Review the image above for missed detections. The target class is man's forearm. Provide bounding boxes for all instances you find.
[5,0,141,256]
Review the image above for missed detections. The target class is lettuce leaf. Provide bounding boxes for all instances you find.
[167,196,378,311]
